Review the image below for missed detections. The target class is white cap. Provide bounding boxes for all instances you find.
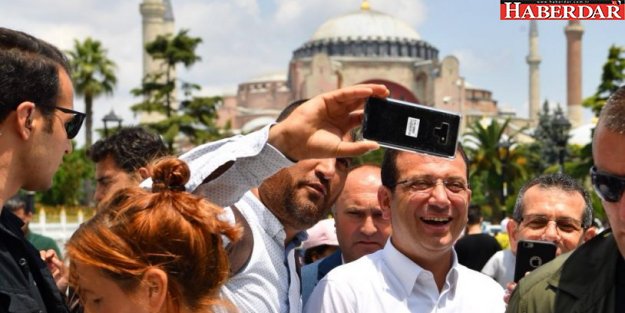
[302,219,338,250]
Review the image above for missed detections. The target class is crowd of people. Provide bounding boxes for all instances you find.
[1,26,625,313]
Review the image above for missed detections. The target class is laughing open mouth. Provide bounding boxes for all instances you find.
[421,217,452,225]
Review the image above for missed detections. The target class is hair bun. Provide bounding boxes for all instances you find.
[151,157,190,193]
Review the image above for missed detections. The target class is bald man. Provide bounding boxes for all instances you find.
[302,164,391,305]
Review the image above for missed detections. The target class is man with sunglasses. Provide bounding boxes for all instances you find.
[306,148,505,313]
[0,27,85,312]
[482,173,594,288]
[507,86,625,313]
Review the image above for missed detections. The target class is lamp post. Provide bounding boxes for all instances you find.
[498,139,512,208]
[553,110,571,173]
[102,110,123,137]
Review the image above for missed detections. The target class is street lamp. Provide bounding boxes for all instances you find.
[498,139,512,206]
[102,110,123,137]
[553,110,571,173]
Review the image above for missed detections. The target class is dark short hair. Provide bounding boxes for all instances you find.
[276,99,308,122]
[0,27,70,123]
[467,204,482,225]
[598,85,625,133]
[88,126,168,173]
[381,144,470,190]
[3,194,26,213]
[512,173,593,228]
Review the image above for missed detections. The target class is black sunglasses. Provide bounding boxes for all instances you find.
[53,106,86,139]
[590,166,625,203]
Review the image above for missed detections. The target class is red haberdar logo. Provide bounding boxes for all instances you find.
[500,1,625,20]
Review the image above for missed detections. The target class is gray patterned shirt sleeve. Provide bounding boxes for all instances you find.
[179,124,294,207]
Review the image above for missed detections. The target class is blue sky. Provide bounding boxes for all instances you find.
[2,0,624,147]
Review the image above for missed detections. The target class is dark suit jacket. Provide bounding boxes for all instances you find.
[301,250,343,307]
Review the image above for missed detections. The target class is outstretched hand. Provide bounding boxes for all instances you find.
[269,84,389,161]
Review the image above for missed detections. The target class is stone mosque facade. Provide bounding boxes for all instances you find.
[140,1,585,137]
[216,2,499,133]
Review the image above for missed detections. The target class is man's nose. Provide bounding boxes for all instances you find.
[360,216,377,236]
[315,159,337,180]
[541,221,561,242]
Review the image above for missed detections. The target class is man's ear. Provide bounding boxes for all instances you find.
[137,167,151,180]
[582,226,598,243]
[378,185,392,221]
[142,268,168,312]
[15,102,36,139]
[507,219,519,255]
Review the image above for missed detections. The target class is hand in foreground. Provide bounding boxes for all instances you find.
[269,84,389,161]
[41,249,68,294]
[504,281,517,304]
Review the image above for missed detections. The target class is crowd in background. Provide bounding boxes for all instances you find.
[2,26,625,313]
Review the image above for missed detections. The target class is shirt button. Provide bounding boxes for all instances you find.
[18,258,27,267]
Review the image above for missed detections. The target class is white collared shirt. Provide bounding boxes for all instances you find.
[305,239,505,313]
[221,191,305,313]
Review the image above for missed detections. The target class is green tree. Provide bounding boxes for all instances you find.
[583,45,625,117]
[132,29,223,152]
[67,38,117,148]
[463,119,528,221]
[39,146,94,206]
[530,101,571,173]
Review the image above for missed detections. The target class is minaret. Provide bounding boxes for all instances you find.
[140,0,165,80]
[565,21,584,128]
[527,21,541,125]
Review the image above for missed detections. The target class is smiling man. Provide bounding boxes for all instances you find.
[306,147,505,313]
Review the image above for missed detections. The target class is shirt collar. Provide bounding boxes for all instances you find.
[383,238,461,296]
[242,191,307,247]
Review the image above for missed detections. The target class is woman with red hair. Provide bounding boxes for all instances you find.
[66,157,239,313]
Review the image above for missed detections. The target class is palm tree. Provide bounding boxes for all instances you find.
[67,38,117,148]
[463,118,528,221]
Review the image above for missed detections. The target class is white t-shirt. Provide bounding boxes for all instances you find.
[481,249,515,288]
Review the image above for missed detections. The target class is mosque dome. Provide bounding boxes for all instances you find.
[311,9,420,42]
[292,3,437,61]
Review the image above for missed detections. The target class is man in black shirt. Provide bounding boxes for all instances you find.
[0,27,85,313]
[455,204,501,271]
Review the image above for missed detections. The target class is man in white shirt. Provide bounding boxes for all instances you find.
[306,147,506,313]
[176,84,390,313]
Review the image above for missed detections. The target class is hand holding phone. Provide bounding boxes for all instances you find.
[361,97,461,158]
[514,240,556,282]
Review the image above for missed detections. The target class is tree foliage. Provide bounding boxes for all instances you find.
[132,29,224,152]
[583,45,625,117]
[67,38,117,148]
[463,118,529,221]
[39,146,94,206]
[530,101,571,173]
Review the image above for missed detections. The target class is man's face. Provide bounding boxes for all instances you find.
[94,155,142,205]
[593,125,625,258]
[379,151,471,261]
[334,166,390,263]
[259,158,349,231]
[508,186,587,256]
[26,68,74,191]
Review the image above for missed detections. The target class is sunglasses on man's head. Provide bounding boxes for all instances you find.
[54,106,86,139]
[590,166,625,203]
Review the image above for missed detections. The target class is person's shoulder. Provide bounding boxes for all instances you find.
[323,251,381,283]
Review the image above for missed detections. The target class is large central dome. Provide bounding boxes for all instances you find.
[311,8,420,42]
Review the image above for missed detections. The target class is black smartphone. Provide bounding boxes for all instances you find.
[514,240,557,282]
[361,97,461,158]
